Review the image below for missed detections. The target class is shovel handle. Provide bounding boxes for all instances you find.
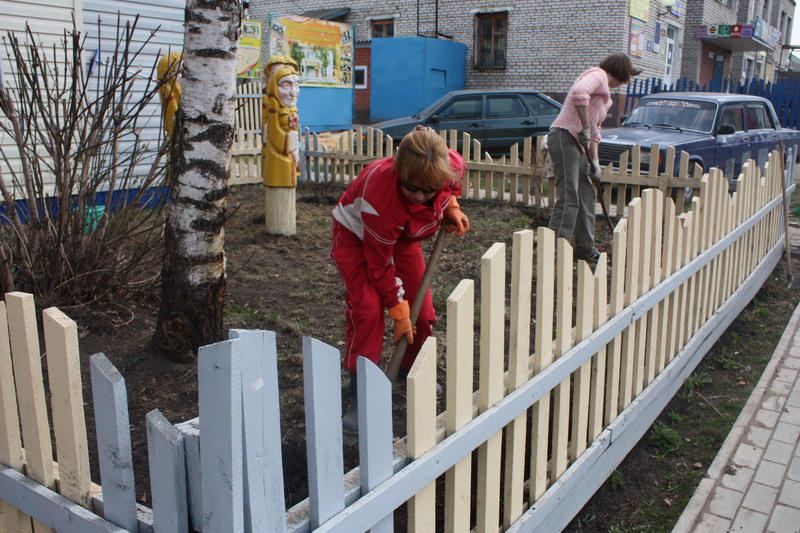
[582,140,615,233]
[385,225,449,383]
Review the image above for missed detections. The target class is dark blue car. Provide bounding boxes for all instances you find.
[598,92,800,184]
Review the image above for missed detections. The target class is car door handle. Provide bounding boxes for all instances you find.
[743,136,750,142]
[469,123,481,128]
[521,120,534,126]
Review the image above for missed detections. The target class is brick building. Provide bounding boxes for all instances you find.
[248,0,795,125]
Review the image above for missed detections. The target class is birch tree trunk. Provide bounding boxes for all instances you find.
[152,0,240,361]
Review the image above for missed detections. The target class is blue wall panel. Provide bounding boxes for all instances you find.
[298,87,352,133]
[370,38,465,122]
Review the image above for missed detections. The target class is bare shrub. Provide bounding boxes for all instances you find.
[0,19,171,311]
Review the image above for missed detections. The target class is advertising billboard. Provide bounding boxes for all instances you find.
[267,15,353,88]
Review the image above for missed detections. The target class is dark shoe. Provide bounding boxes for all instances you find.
[342,373,358,435]
[576,250,601,263]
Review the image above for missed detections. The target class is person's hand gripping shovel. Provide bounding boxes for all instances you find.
[385,196,469,384]
[385,226,448,384]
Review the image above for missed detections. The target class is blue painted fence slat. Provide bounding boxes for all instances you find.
[90,353,138,531]
[0,465,126,533]
[146,409,188,533]
[229,329,287,533]
[174,418,202,531]
[199,339,244,533]
[302,336,345,529]
[357,358,394,533]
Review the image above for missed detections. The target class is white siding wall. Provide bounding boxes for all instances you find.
[82,0,185,178]
[0,0,80,189]
[0,0,186,191]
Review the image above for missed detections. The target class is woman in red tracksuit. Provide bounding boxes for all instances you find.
[331,126,469,434]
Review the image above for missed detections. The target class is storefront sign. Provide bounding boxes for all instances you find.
[628,0,649,22]
[695,24,754,39]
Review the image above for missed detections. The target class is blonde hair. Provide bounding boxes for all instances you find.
[394,127,455,190]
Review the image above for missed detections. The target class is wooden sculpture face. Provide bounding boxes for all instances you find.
[277,74,300,108]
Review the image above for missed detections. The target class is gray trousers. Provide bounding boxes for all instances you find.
[547,128,597,257]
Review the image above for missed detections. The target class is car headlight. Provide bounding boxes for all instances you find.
[640,151,651,166]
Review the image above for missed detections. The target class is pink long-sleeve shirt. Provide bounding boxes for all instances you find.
[551,67,612,147]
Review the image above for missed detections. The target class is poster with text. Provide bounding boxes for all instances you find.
[237,20,263,79]
[268,14,353,88]
[629,18,645,57]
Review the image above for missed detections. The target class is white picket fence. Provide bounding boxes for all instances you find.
[0,151,794,532]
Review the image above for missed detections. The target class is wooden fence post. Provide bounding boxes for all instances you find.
[0,300,31,533]
[42,307,91,509]
[303,337,345,528]
[146,410,188,533]
[357,358,393,533]
[503,230,533,528]
[476,243,505,532]
[90,353,137,531]
[407,339,438,533]
[228,329,287,533]
[198,339,244,533]
[444,279,474,533]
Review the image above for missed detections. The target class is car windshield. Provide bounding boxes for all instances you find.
[625,99,717,133]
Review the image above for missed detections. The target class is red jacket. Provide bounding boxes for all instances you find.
[332,149,465,308]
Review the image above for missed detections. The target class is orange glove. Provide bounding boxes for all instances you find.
[388,301,414,345]
[444,195,469,236]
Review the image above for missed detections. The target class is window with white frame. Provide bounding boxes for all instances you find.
[354,66,367,89]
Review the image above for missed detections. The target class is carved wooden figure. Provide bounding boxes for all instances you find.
[262,59,300,235]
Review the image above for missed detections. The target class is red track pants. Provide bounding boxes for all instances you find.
[331,222,435,374]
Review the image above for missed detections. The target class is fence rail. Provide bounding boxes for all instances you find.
[0,151,793,531]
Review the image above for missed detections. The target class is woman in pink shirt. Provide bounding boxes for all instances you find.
[548,53,641,261]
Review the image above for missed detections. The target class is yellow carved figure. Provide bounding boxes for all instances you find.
[156,52,183,137]
[261,55,299,141]
[263,65,300,187]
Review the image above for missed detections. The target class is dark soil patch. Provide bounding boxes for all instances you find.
[73,181,798,530]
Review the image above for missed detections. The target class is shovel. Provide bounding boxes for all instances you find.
[582,140,615,233]
[385,225,448,383]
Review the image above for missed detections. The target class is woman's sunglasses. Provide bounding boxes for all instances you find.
[400,181,439,195]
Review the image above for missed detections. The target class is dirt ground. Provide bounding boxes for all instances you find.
[73,181,798,530]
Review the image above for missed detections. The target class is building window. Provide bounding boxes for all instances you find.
[475,12,507,70]
[354,66,367,89]
[371,20,394,38]
[718,0,733,8]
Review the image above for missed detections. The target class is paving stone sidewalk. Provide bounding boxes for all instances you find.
[673,225,800,533]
